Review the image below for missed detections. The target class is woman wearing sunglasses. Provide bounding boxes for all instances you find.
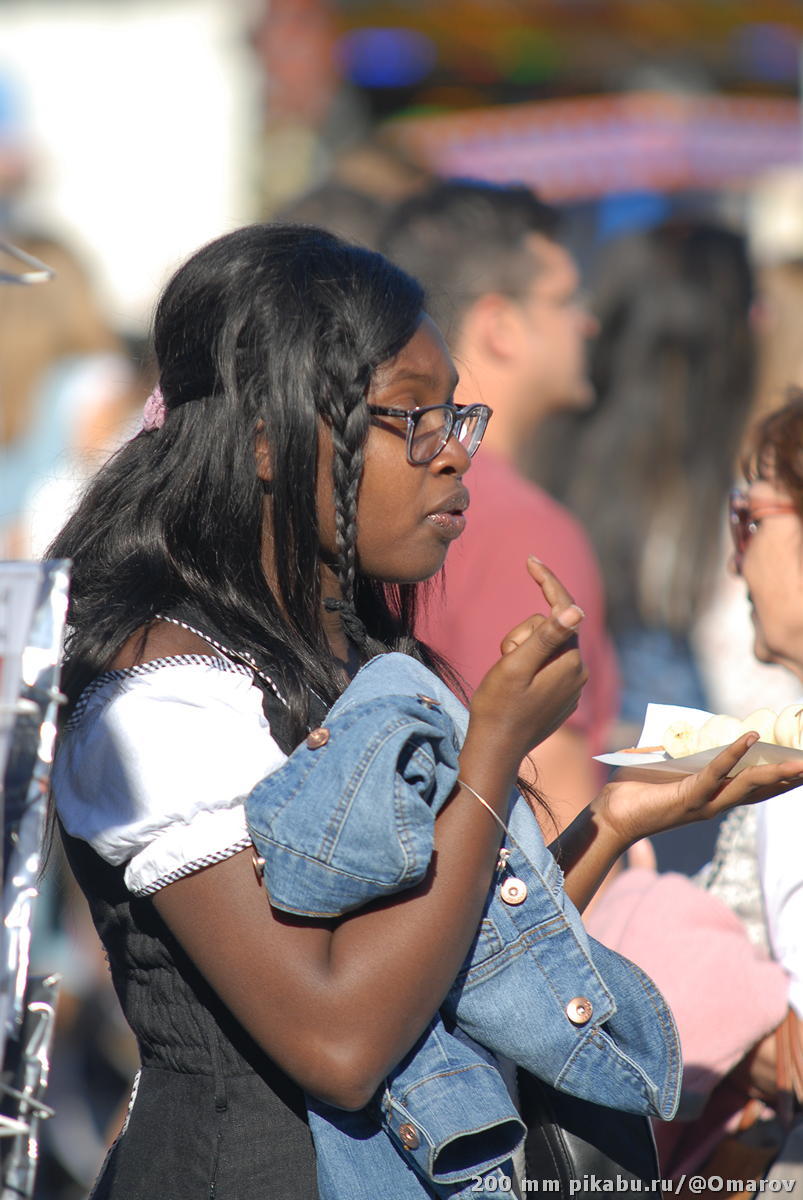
[586,393,803,1187]
[730,395,803,1094]
[45,225,803,1199]
[729,477,800,668]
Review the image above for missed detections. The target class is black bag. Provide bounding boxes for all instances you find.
[519,1069,660,1198]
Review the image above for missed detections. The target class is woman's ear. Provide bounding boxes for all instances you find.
[463,292,523,362]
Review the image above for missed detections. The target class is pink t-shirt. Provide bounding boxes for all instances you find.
[417,450,619,754]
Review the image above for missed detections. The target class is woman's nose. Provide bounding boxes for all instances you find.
[431,432,472,474]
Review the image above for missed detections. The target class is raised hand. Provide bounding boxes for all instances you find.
[467,558,588,773]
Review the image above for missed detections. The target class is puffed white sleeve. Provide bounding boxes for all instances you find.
[53,660,288,896]
[756,783,803,1017]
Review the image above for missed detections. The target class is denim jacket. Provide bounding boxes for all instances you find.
[246,654,681,1199]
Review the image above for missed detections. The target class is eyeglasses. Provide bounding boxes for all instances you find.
[367,402,492,465]
[729,487,797,572]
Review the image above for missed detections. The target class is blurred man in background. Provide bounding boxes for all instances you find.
[381,181,618,828]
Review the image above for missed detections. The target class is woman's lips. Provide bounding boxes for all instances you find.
[426,511,467,539]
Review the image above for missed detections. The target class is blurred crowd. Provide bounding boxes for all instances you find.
[5,5,803,1195]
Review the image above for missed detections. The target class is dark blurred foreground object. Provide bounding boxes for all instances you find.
[0,975,59,1200]
[0,561,69,1199]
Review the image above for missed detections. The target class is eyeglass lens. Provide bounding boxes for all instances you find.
[409,406,485,463]
[728,489,797,569]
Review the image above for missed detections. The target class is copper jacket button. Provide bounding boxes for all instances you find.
[565,996,593,1025]
[398,1123,420,1150]
[416,693,440,709]
[306,727,330,749]
[499,877,528,905]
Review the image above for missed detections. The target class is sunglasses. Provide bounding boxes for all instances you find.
[729,487,797,572]
[367,402,492,465]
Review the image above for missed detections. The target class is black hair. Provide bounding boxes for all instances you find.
[48,223,450,742]
[531,220,756,633]
[379,179,560,340]
[744,387,803,513]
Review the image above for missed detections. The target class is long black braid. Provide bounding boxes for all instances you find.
[321,348,374,650]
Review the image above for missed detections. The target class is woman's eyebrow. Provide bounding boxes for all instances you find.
[389,368,460,392]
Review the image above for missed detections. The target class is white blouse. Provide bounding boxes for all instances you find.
[757,781,803,1018]
[54,655,287,896]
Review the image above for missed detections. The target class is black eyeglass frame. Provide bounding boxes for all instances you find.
[367,402,492,465]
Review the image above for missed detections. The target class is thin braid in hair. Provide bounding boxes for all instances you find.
[321,346,380,651]
[329,376,368,603]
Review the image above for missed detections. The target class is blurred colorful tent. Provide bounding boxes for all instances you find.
[383,91,803,200]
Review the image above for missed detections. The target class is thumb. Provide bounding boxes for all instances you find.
[500,604,584,662]
[500,604,584,656]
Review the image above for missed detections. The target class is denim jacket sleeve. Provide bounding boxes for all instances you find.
[308,1019,525,1199]
[245,652,681,1162]
[246,689,461,917]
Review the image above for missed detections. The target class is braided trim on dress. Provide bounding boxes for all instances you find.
[68,654,253,729]
[155,615,289,708]
[132,835,253,896]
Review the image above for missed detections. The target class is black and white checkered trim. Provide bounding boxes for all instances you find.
[68,655,253,730]
[132,836,253,896]
[155,615,289,708]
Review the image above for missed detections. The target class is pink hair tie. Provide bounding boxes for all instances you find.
[142,386,166,431]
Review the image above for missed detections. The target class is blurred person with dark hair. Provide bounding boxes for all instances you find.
[687,169,803,724]
[530,221,763,870]
[533,222,757,728]
[273,181,388,248]
[381,180,618,829]
[747,167,803,418]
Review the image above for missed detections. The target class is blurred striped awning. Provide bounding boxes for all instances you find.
[384,91,803,199]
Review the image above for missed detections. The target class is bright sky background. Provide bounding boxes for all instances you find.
[0,0,261,332]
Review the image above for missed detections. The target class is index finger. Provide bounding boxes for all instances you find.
[526,557,576,617]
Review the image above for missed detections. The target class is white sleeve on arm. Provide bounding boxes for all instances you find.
[757,784,803,1016]
[54,661,287,896]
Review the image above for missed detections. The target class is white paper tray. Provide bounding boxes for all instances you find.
[594,702,803,778]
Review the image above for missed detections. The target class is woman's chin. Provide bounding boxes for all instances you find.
[749,610,773,664]
[751,627,793,671]
[752,636,776,666]
[365,553,449,587]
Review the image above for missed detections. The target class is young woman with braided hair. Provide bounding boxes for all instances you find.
[47,224,803,1199]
